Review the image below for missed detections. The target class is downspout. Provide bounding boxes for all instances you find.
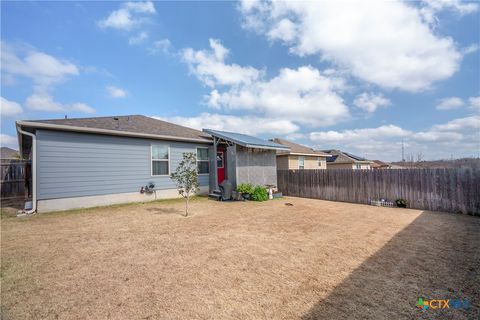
[16,124,37,214]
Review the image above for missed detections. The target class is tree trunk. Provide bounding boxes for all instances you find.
[185,194,189,217]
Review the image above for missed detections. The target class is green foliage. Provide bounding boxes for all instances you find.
[251,186,269,202]
[171,152,199,216]
[237,183,254,195]
[395,198,407,208]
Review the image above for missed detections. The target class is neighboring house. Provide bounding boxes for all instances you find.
[370,160,405,169]
[270,138,331,170]
[16,115,289,213]
[0,147,19,162]
[323,150,373,169]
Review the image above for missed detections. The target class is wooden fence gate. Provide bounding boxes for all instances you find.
[277,168,480,215]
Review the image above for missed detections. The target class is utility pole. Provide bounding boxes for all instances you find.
[401,139,405,162]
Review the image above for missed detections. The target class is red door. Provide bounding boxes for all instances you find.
[217,150,225,184]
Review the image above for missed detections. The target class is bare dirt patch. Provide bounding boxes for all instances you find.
[1,197,479,319]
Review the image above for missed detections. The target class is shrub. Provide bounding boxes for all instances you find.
[251,186,269,202]
[237,183,254,195]
[395,198,407,208]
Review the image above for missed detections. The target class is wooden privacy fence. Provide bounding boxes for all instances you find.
[277,169,480,215]
[1,160,29,199]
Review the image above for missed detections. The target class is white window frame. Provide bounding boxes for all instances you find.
[217,151,225,169]
[298,156,305,170]
[151,144,170,177]
[196,147,210,175]
[317,157,322,167]
[355,163,362,169]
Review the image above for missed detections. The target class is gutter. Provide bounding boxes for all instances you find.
[16,121,213,144]
[16,123,37,214]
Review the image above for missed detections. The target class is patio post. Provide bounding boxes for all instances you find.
[213,136,219,191]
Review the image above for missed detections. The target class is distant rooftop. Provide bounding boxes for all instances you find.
[323,149,371,163]
[271,138,330,156]
[203,129,290,151]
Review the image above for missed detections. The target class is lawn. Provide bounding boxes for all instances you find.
[1,197,479,319]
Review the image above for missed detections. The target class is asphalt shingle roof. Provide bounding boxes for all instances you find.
[323,149,371,164]
[19,115,212,142]
[271,138,330,156]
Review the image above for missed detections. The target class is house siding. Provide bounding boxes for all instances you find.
[36,129,210,200]
[278,155,327,170]
[327,162,371,170]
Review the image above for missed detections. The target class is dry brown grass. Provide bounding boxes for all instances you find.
[1,197,479,319]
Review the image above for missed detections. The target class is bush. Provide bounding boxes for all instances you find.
[396,198,407,208]
[251,186,269,201]
[237,183,254,195]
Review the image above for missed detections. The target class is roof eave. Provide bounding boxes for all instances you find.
[203,129,290,151]
[17,121,213,144]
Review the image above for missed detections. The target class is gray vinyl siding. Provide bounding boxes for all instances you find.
[36,130,210,200]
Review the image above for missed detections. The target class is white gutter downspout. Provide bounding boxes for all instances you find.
[16,124,37,214]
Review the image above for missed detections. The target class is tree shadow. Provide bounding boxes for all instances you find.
[146,207,184,216]
[301,211,480,320]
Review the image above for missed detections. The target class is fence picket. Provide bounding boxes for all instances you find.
[277,168,480,215]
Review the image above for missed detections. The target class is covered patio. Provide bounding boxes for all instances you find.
[202,129,289,193]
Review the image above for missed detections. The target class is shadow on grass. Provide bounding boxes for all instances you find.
[147,207,184,216]
[301,211,480,320]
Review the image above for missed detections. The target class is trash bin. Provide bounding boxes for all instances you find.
[219,180,233,201]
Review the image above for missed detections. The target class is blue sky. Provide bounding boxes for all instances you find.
[1,0,479,161]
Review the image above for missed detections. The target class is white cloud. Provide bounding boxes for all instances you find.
[422,0,478,16]
[182,38,262,87]
[2,42,95,114]
[308,116,480,160]
[436,96,464,110]
[183,40,349,127]
[148,39,172,55]
[1,41,78,91]
[239,0,463,91]
[353,92,391,113]
[154,113,299,136]
[98,1,156,30]
[204,65,350,126]
[106,86,128,98]
[310,125,410,143]
[124,1,156,14]
[462,43,479,55]
[25,93,95,114]
[1,97,23,117]
[70,103,96,114]
[0,134,18,149]
[469,96,480,111]
[431,115,480,131]
[128,31,149,45]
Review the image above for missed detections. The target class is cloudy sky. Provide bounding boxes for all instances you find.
[1,0,479,161]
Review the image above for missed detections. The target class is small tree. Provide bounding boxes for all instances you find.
[170,152,199,217]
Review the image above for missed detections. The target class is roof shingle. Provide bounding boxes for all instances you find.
[19,115,212,142]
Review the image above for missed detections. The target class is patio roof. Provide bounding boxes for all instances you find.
[203,129,290,151]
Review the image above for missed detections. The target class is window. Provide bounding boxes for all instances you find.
[197,147,209,174]
[355,163,362,169]
[298,156,305,170]
[217,152,224,168]
[151,144,169,176]
[317,157,322,167]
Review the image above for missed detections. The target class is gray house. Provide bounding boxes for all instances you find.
[16,115,288,213]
